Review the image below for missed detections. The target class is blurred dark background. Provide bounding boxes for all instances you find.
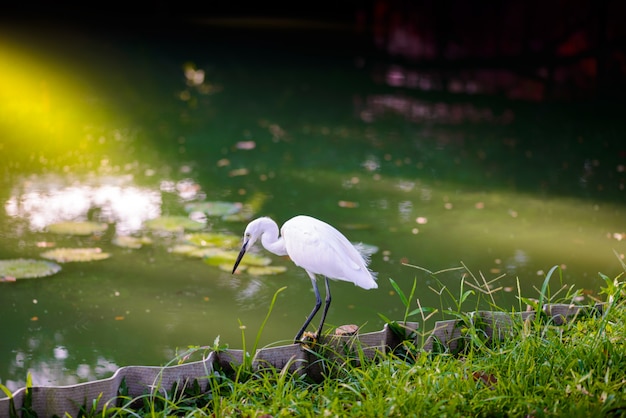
[3,0,626,103]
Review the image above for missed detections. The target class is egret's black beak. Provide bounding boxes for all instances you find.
[232,240,248,274]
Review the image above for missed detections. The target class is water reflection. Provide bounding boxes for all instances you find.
[160,178,205,201]
[356,93,514,124]
[5,175,162,235]
[503,249,530,274]
[5,343,119,393]
[377,66,545,101]
[234,278,265,309]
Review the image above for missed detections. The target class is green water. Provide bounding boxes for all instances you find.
[1,22,625,391]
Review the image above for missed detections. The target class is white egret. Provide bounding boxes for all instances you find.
[232,215,377,342]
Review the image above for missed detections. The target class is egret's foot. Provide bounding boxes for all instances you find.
[295,331,318,347]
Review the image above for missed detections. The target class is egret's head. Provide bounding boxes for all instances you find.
[231,218,266,274]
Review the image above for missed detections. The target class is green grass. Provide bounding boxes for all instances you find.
[7,265,626,417]
[101,306,626,417]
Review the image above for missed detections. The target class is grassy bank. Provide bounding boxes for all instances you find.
[6,265,626,417]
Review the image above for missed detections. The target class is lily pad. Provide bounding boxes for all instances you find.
[202,250,240,266]
[184,201,242,217]
[170,245,223,258]
[47,221,108,236]
[205,251,271,267]
[169,244,200,256]
[0,258,62,280]
[189,248,225,258]
[112,235,153,249]
[184,232,240,248]
[219,263,247,273]
[221,263,286,275]
[247,265,287,276]
[40,248,111,263]
[144,216,205,233]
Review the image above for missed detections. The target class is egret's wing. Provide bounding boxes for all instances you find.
[283,216,377,289]
[323,224,367,271]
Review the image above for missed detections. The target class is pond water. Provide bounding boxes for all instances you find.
[1,21,625,390]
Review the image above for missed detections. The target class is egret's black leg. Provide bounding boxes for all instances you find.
[294,275,322,343]
[315,277,331,340]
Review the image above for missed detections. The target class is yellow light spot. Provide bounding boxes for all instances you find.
[0,38,127,167]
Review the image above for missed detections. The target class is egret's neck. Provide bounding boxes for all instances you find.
[260,219,288,256]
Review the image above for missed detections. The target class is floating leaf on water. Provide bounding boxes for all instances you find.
[40,248,111,263]
[185,232,240,248]
[236,141,256,150]
[247,265,287,276]
[338,200,359,208]
[170,244,202,256]
[226,261,289,276]
[47,221,108,236]
[0,258,62,280]
[219,263,247,273]
[112,235,153,249]
[206,251,272,267]
[189,248,225,258]
[144,216,205,233]
[239,253,273,266]
[228,168,249,177]
[184,201,242,217]
[203,250,240,266]
[189,247,223,258]
[170,245,223,258]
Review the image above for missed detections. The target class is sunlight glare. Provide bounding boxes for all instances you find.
[5,175,162,235]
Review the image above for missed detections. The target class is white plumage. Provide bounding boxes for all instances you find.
[232,215,377,342]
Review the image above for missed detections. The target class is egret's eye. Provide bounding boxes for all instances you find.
[245,233,251,238]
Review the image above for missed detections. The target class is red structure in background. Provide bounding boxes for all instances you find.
[2,1,624,101]
[363,0,626,101]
